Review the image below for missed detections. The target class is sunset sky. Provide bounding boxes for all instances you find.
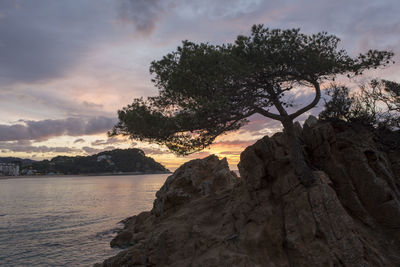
[0,0,399,170]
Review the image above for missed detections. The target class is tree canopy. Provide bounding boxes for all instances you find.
[110,25,393,156]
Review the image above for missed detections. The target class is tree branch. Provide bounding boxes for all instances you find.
[256,107,284,121]
[289,80,321,120]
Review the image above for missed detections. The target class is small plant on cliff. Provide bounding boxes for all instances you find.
[110,25,393,187]
[319,84,354,121]
[320,80,400,129]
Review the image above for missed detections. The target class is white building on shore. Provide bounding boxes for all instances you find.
[0,163,20,176]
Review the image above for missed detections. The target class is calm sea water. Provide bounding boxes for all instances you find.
[0,174,168,267]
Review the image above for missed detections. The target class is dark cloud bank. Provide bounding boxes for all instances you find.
[0,140,81,154]
[91,137,126,146]
[1,0,399,86]
[0,0,170,85]
[0,116,117,142]
[118,0,168,35]
[0,0,115,85]
[0,140,117,156]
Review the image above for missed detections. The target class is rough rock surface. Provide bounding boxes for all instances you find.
[96,118,400,266]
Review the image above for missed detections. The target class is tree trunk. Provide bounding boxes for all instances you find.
[281,118,315,187]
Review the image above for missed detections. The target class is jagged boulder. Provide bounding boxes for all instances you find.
[303,119,400,230]
[96,118,400,267]
[237,120,400,266]
[107,155,237,249]
[153,155,237,217]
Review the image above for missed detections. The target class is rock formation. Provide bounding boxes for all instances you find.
[96,117,400,266]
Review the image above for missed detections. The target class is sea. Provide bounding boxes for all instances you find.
[0,174,169,266]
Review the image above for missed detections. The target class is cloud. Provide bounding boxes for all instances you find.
[82,145,116,155]
[185,151,212,159]
[141,147,170,155]
[235,115,282,137]
[73,138,85,144]
[82,101,104,109]
[0,0,115,84]
[82,146,102,154]
[91,137,127,146]
[213,140,255,148]
[117,0,170,35]
[0,139,118,156]
[0,140,81,154]
[0,88,115,121]
[1,0,398,87]
[176,0,263,20]
[0,116,117,141]
[116,0,267,37]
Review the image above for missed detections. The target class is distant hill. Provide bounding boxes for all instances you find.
[3,149,169,175]
[0,157,36,166]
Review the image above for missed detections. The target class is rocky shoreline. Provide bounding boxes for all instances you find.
[96,117,400,266]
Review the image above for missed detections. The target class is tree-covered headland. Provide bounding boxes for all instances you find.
[17,148,169,175]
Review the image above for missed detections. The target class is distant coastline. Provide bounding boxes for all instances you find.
[0,148,170,177]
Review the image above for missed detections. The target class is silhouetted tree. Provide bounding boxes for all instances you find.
[320,80,400,129]
[111,25,393,187]
[319,84,354,121]
[360,79,400,129]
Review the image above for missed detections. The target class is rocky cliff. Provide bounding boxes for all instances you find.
[96,117,400,266]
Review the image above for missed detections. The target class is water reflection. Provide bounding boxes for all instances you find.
[0,174,168,266]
